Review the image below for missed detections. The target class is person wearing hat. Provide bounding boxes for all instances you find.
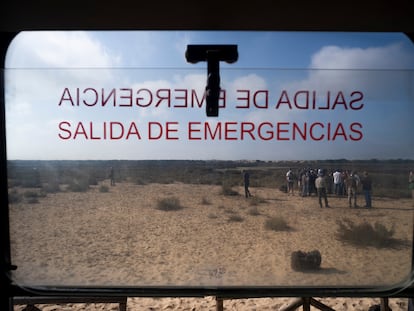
[345,170,360,208]
[315,168,330,208]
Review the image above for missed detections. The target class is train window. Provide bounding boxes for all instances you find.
[4,31,414,292]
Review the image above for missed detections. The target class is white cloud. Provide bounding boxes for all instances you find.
[280,43,414,102]
[5,32,122,127]
[5,99,31,118]
[228,74,267,95]
[310,43,414,70]
[173,73,205,90]
[6,31,119,68]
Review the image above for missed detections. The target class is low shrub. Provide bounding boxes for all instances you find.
[25,197,39,204]
[42,181,61,193]
[336,218,405,249]
[201,196,211,205]
[68,178,90,192]
[224,208,239,214]
[279,184,288,193]
[23,190,39,198]
[8,189,22,204]
[24,190,46,203]
[265,216,291,231]
[249,195,266,206]
[99,185,109,193]
[156,197,184,211]
[228,214,244,223]
[221,183,239,196]
[208,213,218,219]
[248,206,261,216]
[134,177,147,185]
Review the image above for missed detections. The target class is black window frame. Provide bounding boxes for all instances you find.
[1,1,414,310]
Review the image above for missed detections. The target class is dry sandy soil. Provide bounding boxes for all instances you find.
[9,181,414,310]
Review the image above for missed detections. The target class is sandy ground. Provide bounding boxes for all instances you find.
[9,181,414,310]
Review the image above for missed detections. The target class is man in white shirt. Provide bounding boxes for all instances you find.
[333,169,342,195]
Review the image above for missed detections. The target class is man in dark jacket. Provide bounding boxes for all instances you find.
[361,171,372,208]
[243,170,252,198]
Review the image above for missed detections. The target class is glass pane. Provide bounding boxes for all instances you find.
[5,31,414,290]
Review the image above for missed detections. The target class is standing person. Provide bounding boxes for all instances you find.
[301,170,309,197]
[243,170,251,198]
[109,166,115,186]
[409,171,414,203]
[360,171,372,208]
[333,169,343,195]
[345,171,360,208]
[308,169,317,196]
[327,170,334,194]
[315,169,329,208]
[341,170,348,196]
[286,168,295,195]
[297,170,303,195]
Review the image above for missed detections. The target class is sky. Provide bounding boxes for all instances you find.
[4,31,414,161]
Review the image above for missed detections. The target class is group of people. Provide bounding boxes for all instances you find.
[242,167,373,208]
[286,167,373,209]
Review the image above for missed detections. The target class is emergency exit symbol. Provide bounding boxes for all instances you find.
[185,45,238,117]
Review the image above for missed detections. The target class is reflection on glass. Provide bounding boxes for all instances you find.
[4,31,414,289]
[6,158,414,288]
[5,66,414,288]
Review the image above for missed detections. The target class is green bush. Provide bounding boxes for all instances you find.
[221,183,239,196]
[201,196,211,205]
[42,181,61,193]
[26,197,39,204]
[8,189,22,204]
[279,184,288,193]
[23,190,39,198]
[265,216,291,231]
[249,195,266,206]
[156,197,183,211]
[228,214,244,223]
[99,185,109,193]
[68,178,90,192]
[336,218,406,249]
[248,206,261,216]
[134,177,147,185]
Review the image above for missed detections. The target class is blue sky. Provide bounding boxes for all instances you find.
[4,31,414,160]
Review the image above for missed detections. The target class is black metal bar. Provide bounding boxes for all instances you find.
[0,31,18,311]
[13,296,127,311]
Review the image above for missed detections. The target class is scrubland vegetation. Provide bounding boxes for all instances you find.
[7,159,413,198]
[7,159,413,250]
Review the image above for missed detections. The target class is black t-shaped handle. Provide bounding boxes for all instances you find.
[185,45,238,116]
